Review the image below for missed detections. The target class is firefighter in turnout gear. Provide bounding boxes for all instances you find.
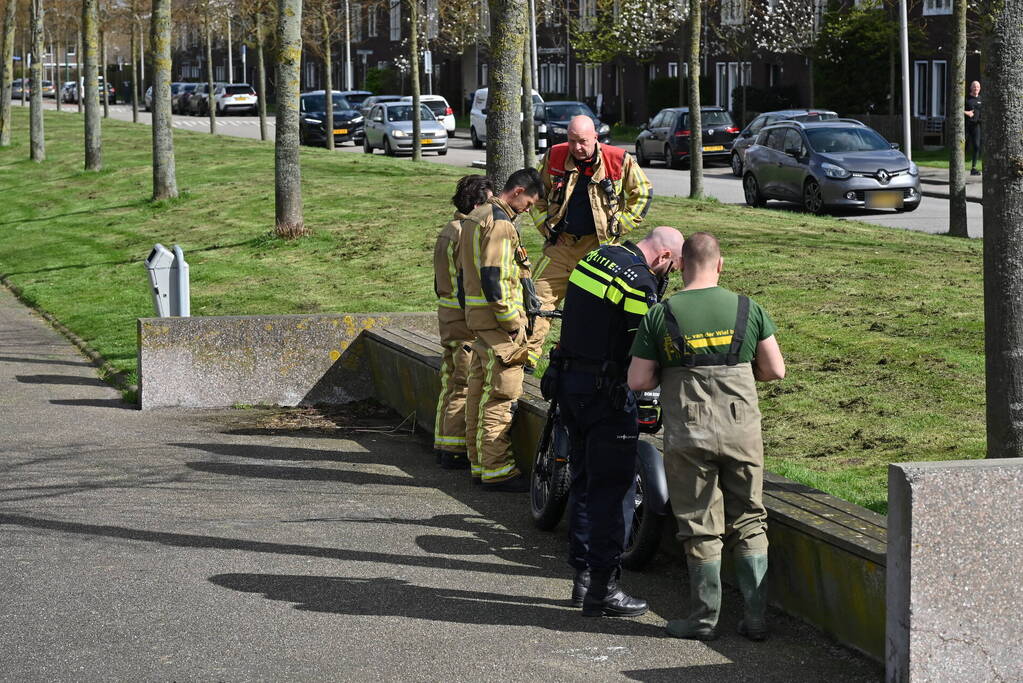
[432,175,496,470]
[553,226,684,617]
[628,232,787,642]
[459,168,545,492]
[527,115,653,368]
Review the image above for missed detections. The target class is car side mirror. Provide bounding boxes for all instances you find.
[785,147,801,158]
[741,131,753,138]
[481,108,488,116]
[890,142,900,150]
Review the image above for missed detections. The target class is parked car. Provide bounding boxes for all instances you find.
[730,108,838,177]
[336,90,373,109]
[635,106,739,169]
[214,83,258,115]
[11,78,29,98]
[187,83,223,116]
[534,100,610,148]
[172,83,198,114]
[399,94,455,136]
[59,81,75,102]
[40,80,56,98]
[742,120,922,214]
[363,101,447,156]
[62,78,115,104]
[299,90,365,146]
[470,87,544,149]
[359,94,403,120]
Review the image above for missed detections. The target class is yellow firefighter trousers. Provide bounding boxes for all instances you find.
[434,340,473,453]
[465,329,528,483]
[526,233,600,366]
[660,363,770,562]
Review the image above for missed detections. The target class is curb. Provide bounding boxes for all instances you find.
[0,276,139,400]
[919,188,983,204]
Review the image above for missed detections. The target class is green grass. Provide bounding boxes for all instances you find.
[0,107,986,514]
[912,146,983,170]
[611,123,642,144]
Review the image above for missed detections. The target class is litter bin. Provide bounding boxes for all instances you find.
[144,243,190,317]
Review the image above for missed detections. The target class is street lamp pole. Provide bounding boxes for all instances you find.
[899,0,912,160]
[528,0,538,90]
[345,0,353,90]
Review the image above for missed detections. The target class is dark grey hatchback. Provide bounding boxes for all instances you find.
[634,107,739,169]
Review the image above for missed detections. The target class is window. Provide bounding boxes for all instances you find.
[765,127,788,151]
[481,63,488,86]
[304,61,318,90]
[352,3,364,42]
[721,0,744,25]
[715,61,750,110]
[767,63,781,87]
[480,1,490,36]
[539,62,567,94]
[426,0,439,39]
[579,0,596,31]
[913,60,928,117]
[922,0,952,15]
[576,63,600,98]
[782,128,803,154]
[747,115,767,135]
[931,60,947,118]
[367,5,378,37]
[648,64,657,81]
[389,0,401,41]
[667,62,678,79]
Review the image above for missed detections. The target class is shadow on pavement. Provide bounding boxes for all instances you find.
[50,398,134,409]
[16,374,108,386]
[0,356,91,367]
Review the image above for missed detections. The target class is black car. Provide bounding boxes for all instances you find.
[172,83,198,114]
[534,101,611,148]
[635,106,739,169]
[300,91,365,146]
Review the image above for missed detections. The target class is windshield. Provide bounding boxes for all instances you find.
[806,127,890,153]
[304,94,353,111]
[423,100,449,116]
[225,85,254,95]
[546,103,594,120]
[681,110,733,128]
[387,104,436,122]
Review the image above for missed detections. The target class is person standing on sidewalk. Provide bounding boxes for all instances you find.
[965,80,982,176]
[432,174,495,470]
[627,232,786,642]
[460,168,544,492]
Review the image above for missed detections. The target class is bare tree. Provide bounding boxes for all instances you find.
[947,0,967,238]
[130,0,139,122]
[274,0,305,237]
[687,0,701,198]
[29,0,43,161]
[520,35,533,167]
[254,8,268,139]
[304,0,343,150]
[150,0,177,199]
[237,0,274,140]
[753,0,822,107]
[202,0,217,133]
[0,0,17,146]
[485,0,527,187]
[82,0,101,169]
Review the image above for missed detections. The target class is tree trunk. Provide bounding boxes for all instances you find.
[137,18,144,106]
[205,19,216,134]
[255,12,267,142]
[409,0,421,161]
[485,0,526,187]
[76,31,82,113]
[983,0,1023,458]
[55,40,62,111]
[0,0,16,146]
[677,30,685,107]
[322,11,334,151]
[150,0,178,199]
[226,15,233,83]
[947,0,967,238]
[274,0,306,237]
[101,29,109,118]
[29,0,44,161]
[83,0,102,171]
[521,35,535,168]
[130,12,139,123]
[687,2,702,199]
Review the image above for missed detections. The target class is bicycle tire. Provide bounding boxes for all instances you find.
[621,463,666,570]
[530,403,572,530]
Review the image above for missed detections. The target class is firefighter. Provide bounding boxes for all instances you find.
[526,115,653,368]
[459,168,544,492]
[551,226,684,617]
[432,174,496,470]
[628,232,786,641]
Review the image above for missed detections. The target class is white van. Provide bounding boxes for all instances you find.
[469,87,544,149]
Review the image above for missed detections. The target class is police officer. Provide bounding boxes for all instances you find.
[460,168,544,492]
[432,174,495,469]
[628,232,786,641]
[527,116,653,369]
[552,226,684,616]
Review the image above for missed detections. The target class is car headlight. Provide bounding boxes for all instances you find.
[351,115,363,124]
[551,126,567,135]
[908,161,919,177]
[303,117,323,125]
[391,130,407,138]
[821,162,851,179]
[598,124,610,135]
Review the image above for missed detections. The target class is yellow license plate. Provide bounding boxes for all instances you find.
[865,190,903,209]
[333,129,348,135]
[703,145,724,152]
[422,138,434,144]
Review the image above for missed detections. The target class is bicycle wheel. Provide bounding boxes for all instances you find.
[530,403,572,530]
[621,455,666,571]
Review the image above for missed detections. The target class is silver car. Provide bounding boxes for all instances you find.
[362,102,448,156]
[742,120,922,214]
[730,109,838,177]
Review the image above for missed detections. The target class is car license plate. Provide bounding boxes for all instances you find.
[703,145,724,152]
[865,190,904,209]
[333,129,348,135]
[422,138,434,144]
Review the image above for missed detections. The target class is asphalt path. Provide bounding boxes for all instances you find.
[38,101,983,238]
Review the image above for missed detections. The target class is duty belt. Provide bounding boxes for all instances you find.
[663,295,751,367]
[561,357,621,378]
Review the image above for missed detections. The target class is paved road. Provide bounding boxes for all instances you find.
[38,101,983,238]
[0,285,882,681]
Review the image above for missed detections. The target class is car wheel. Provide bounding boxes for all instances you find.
[731,152,743,178]
[438,147,448,156]
[803,178,826,215]
[743,173,765,207]
[216,103,222,116]
[363,136,373,153]
[471,126,483,150]
[666,145,684,170]
[384,138,395,156]
[635,142,649,167]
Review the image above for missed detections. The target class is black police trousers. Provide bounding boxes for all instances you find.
[558,370,639,572]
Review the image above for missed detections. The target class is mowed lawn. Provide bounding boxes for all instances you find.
[0,106,985,513]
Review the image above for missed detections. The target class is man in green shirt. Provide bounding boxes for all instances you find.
[628,232,786,642]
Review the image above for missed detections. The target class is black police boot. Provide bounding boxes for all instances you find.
[570,568,591,608]
[434,449,445,465]
[440,452,470,470]
[581,568,648,618]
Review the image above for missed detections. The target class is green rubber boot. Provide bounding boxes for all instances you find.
[734,553,769,641]
[666,559,721,641]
